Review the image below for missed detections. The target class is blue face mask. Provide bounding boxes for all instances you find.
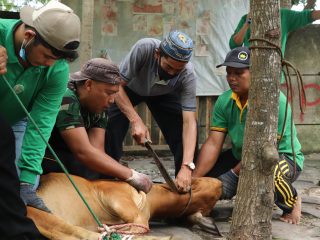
[19,47,26,61]
[19,38,34,62]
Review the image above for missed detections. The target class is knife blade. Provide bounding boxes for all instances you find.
[145,141,179,192]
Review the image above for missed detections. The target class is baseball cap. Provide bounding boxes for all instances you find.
[216,47,250,68]
[20,0,80,52]
[70,58,121,85]
[160,30,193,62]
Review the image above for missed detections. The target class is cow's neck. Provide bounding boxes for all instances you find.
[147,184,197,218]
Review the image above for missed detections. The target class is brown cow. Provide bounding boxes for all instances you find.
[27,173,222,240]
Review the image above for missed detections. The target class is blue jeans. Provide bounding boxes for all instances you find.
[12,118,28,175]
[11,118,40,188]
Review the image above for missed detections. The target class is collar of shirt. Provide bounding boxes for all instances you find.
[231,92,248,123]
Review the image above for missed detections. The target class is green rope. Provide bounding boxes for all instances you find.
[107,233,122,240]
[3,75,104,228]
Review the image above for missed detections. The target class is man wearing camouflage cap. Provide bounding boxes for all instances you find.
[42,58,152,194]
[0,1,80,238]
[106,30,198,193]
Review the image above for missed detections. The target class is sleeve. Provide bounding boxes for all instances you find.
[229,14,248,49]
[211,95,228,133]
[55,92,107,131]
[18,62,69,184]
[180,67,197,112]
[281,8,313,33]
[90,113,108,129]
[119,39,151,82]
[55,93,84,131]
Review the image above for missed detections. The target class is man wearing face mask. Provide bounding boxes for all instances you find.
[0,1,80,238]
[105,30,198,193]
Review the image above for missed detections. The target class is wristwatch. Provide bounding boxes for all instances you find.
[183,162,195,171]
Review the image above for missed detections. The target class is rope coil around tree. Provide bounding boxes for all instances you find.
[249,38,307,181]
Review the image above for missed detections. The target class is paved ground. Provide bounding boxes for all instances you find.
[121,153,320,240]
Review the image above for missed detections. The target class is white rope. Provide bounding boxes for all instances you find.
[98,224,115,240]
[122,235,133,240]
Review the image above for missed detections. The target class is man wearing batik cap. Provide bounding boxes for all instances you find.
[193,47,303,225]
[42,58,152,193]
[0,1,80,238]
[105,30,198,193]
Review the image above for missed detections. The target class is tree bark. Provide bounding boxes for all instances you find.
[280,0,292,9]
[304,0,316,9]
[228,0,282,239]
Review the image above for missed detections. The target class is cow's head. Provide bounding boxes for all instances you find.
[186,177,222,216]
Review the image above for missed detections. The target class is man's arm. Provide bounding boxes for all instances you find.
[0,45,7,75]
[182,111,197,165]
[61,127,132,180]
[193,130,226,177]
[87,127,105,152]
[311,10,320,20]
[229,14,250,49]
[60,126,152,193]
[114,83,150,145]
[175,111,197,192]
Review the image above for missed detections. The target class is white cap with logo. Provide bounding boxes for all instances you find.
[20,0,80,52]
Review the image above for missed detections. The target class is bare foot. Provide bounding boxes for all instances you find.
[280,196,302,224]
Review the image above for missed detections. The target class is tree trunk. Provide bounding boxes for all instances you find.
[304,0,316,9]
[228,0,282,239]
[280,0,292,9]
[79,0,94,66]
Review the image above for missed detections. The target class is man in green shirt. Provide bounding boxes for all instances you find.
[43,58,152,193]
[0,1,80,239]
[193,47,303,225]
[229,8,320,54]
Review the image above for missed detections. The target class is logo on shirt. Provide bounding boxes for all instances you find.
[238,51,248,61]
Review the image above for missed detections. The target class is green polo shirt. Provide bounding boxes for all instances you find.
[0,19,70,184]
[229,8,313,55]
[211,89,304,169]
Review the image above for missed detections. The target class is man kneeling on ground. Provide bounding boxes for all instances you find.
[193,47,303,224]
[42,58,152,194]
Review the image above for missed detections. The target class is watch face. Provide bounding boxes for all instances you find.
[188,162,195,170]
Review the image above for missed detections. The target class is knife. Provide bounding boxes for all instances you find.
[145,141,179,193]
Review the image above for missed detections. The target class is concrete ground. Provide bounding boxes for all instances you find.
[121,153,320,240]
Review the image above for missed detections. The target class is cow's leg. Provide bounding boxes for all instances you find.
[101,192,150,231]
[27,207,101,240]
[187,212,222,236]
